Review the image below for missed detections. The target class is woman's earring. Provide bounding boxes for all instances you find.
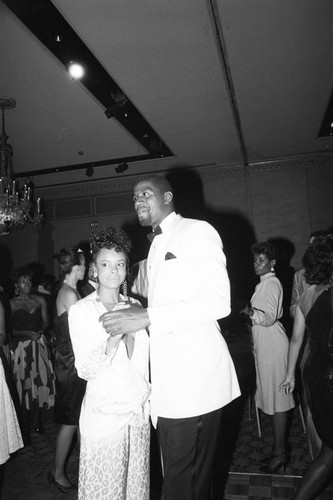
[121,279,128,300]
[271,266,275,272]
[14,283,19,296]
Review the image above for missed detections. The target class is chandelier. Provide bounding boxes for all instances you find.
[0,97,43,236]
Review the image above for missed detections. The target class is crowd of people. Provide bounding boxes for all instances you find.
[0,174,332,500]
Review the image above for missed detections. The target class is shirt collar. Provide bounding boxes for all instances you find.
[88,280,98,289]
[260,271,275,282]
[159,211,177,233]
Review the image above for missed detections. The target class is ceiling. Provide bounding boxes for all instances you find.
[1,0,333,189]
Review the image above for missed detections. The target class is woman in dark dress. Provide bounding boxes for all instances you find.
[280,233,333,499]
[48,248,86,493]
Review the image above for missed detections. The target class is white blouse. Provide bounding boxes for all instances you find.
[69,291,150,437]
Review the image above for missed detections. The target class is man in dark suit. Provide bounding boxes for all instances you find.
[79,261,98,298]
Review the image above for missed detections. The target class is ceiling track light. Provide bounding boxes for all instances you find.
[68,61,85,79]
[2,0,173,161]
[115,162,128,174]
[85,165,94,177]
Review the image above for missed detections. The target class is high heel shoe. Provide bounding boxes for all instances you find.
[47,471,76,493]
[259,452,288,474]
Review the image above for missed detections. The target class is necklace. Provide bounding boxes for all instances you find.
[63,279,77,290]
[95,288,121,309]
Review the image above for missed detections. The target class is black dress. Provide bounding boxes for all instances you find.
[53,311,86,425]
[303,286,333,449]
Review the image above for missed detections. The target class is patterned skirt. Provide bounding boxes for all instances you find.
[11,336,56,410]
[78,418,150,500]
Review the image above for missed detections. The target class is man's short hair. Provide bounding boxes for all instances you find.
[136,175,173,195]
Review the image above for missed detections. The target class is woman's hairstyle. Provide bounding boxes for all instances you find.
[90,227,132,263]
[302,233,333,285]
[12,265,33,282]
[54,247,84,275]
[251,241,278,261]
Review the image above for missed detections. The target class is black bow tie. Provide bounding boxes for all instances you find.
[147,225,162,242]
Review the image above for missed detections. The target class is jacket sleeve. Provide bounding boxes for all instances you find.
[131,259,148,299]
[251,279,282,327]
[69,302,117,381]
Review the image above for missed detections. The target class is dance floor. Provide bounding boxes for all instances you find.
[1,324,333,499]
[1,404,333,500]
[224,403,333,499]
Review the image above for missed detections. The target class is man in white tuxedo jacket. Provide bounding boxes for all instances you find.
[100,176,240,500]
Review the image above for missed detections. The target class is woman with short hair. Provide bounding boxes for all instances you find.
[240,241,295,472]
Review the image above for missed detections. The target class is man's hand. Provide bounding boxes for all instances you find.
[99,303,150,336]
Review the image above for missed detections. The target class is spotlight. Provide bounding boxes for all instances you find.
[115,162,128,174]
[68,62,84,79]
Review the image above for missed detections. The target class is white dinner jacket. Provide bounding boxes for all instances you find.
[143,212,240,424]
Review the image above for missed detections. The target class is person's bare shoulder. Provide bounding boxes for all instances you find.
[32,293,47,307]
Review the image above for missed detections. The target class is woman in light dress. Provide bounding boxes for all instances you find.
[0,358,23,466]
[69,227,150,500]
[240,241,295,473]
[0,299,23,470]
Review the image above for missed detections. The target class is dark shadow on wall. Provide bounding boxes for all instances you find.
[28,261,45,290]
[0,245,13,294]
[166,167,257,304]
[37,220,55,277]
[121,220,151,267]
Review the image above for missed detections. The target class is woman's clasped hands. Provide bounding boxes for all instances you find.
[99,302,149,337]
